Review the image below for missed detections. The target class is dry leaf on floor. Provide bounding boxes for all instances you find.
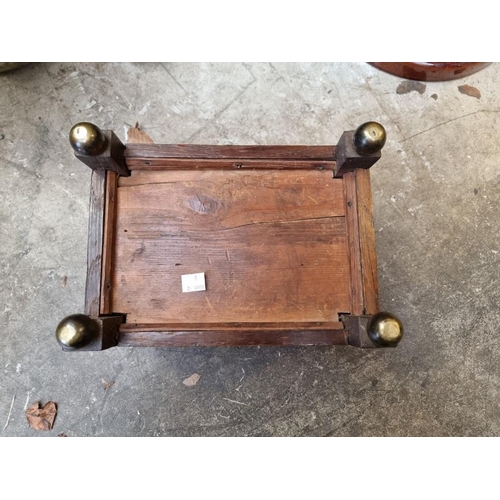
[26,401,57,431]
[183,373,201,387]
[396,81,426,95]
[101,378,115,390]
[458,84,481,99]
[127,122,154,144]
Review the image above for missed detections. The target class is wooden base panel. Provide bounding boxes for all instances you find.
[67,128,393,350]
[111,169,352,325]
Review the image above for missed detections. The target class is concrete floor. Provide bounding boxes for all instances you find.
[1,62,499,436]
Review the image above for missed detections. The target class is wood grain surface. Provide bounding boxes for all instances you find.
[111,169,351,324]
[343,169,379,315]
[343,171,363,315]
[124,144,336,160]
[100,171,118,315]
[355,168,379,314]
[118,327,348,347]
[85,169,106,317]
[126,158,335,171]
[120,321,345,331]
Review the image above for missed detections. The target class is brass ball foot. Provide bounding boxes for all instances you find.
[69,122,107,156]
[368,312,404,347]
[353,122,386,156]
[55,314,99,349]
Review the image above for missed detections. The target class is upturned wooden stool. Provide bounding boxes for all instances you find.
[55,121,403,351]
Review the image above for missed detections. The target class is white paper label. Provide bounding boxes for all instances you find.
[181,272,206,293]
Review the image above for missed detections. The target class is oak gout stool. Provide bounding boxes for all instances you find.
[55,121,403,351]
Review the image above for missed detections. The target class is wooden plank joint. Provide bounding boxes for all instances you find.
[340,314,378,348]
[75,130,130,177]
[334,131,381,177]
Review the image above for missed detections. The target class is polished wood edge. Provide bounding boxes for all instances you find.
[100,171,118,315]
[84,170,106,317]
[117,328,348,347]
[126,158,336,171]
[124,144,336,160]
[369,62,491,82]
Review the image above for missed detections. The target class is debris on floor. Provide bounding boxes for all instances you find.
[101,378,115,390]
[3,394,15,430]
[396,80,426,95]
[431,94,438,100]
[26,401,57,431]
[458,84,481,99]
[127,122,154,144]
[182,373,201,387]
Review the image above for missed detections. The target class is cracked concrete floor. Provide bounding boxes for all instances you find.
[1,62,499,436]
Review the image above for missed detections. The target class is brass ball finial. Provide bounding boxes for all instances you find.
[55,314,99,349]
[368,312,404,347]
[353,122,386,156]
[69,122,107,156]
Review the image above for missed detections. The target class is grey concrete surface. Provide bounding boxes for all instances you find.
[1,62,499,436]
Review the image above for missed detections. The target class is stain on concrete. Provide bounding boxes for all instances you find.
[396,80,426,95]
[458,84,481,99]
